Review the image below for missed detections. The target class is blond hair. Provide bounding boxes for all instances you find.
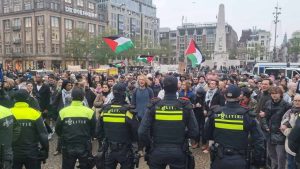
[138,74,150,87]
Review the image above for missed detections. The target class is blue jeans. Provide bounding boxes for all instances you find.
[287,153,297,169]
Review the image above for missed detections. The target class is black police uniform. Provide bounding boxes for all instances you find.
[97,83,139,169]
[55,98,96,169]
[288,114,300,169]
[11,90,49,169]
[205,85,265,169]
[0,105,14,169]
[138,76,199,169]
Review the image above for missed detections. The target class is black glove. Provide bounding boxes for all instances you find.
[38,148,49,163]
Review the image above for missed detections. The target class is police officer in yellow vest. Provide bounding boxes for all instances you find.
[11,89,49,169]
[97,83,139,169]
[138,75,199,169]
[0,105,14,169]
[205,85,265,169]
[55,88,96,169]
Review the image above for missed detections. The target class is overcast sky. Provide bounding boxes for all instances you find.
[153,0,300,47]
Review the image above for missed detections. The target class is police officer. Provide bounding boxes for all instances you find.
[11,89,49,169]
[97,83,139,169]
[138,75,199,169]
[205,85,265,169]
[0,104,14,169]
[55,88,96,169]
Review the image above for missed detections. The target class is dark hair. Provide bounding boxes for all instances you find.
[262,78,273,85]
[71,88,85,101]
[62,80,71,90]
[279,84,288,92]
[269,86,283,96]
[210,79,219,86]
[14,89,29,102]
[107,76,115,82]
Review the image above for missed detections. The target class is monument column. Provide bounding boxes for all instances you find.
[213,4,228,69]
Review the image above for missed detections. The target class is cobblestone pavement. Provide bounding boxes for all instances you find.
[42,135,210,169]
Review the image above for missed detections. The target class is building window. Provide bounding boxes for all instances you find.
[51,31,59,41]
[36,0,44,8]
[88,2,95,10]
[25,44,33,53]
[88,24,95,33]
[13,18,21,27]
[196,36,202,42]
[5,33,11,43]
[5,45,11,54]
[261,40,264,46]
[37,43,45,54]
[36,16,44,26]
[66,31,72,40]
[13,46,22,54]
[65,0,72,3]
[50,3,59,10]
[14,4,21,12]
[4,20,10,30]
[24,0,32,10]
[77,0,83,6]
[4,6,9,13]
[25,31,32,41]
[37,30,44,41]
[25,17,32,28]
[77,21,85,29]
[51,44,60,54]
[65,19,73,30]
[51,17,59,28]
[179,37,184,43]
[98,26,105,34]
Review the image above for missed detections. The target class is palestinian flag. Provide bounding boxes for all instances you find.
[136,55,154,63]
[185,39,205,68]
[103,36,134,54]
[109,61,125,68]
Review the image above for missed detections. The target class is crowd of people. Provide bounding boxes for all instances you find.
[1,69,300,169]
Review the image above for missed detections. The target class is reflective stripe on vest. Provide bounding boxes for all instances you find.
[214,113,244,131]
[102,105,133,123]
[155,110,183,121]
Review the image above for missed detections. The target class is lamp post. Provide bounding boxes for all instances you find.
[272,3,281,62]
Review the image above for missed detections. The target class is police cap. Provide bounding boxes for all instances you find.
[113,83,126,95]
[225,84,241,99]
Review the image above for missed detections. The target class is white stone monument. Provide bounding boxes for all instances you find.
[213,4,229,69]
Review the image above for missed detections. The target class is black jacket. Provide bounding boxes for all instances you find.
[205,89,225,111]
[205,102,265,157]
[288,117,300,163]
[11,102,49,159]
[261,99,291,144]
[256,90,271,114]
[34,84,51,112]
[138,93,199,146]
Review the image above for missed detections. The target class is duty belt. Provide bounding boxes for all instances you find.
[223,147,246,156]
[108,142,130,151]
